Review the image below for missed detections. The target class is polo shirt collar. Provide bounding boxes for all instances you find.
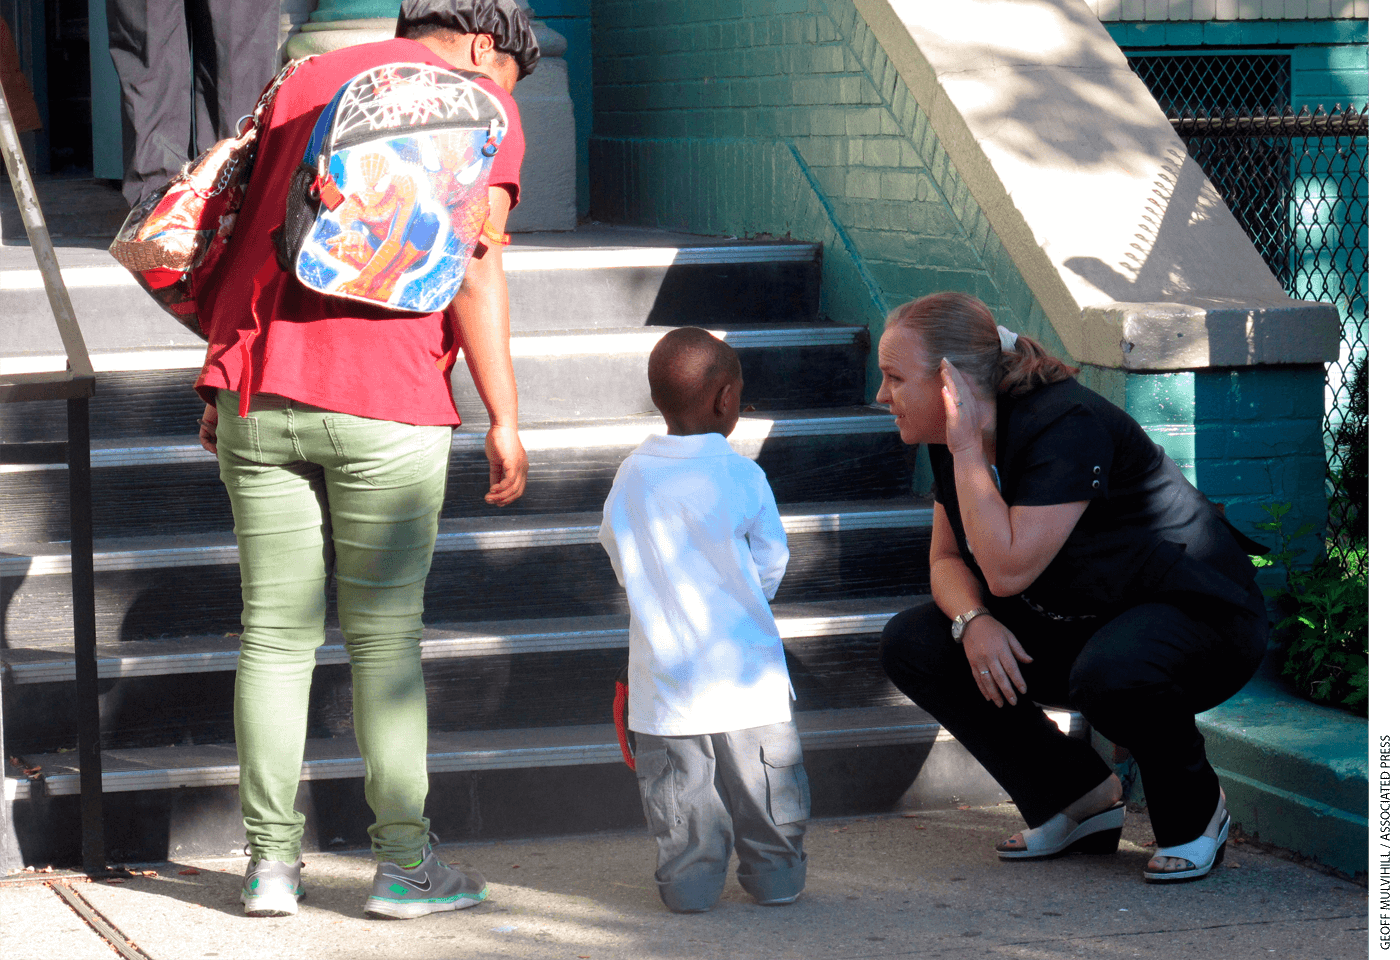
[633,432,736,459]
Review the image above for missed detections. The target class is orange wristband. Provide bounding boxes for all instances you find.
[480,220,511,246]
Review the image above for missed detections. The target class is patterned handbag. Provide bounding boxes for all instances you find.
[107,58,309,339]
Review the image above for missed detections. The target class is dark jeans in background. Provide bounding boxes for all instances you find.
[107,0,279,205]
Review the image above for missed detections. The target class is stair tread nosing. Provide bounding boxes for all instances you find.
[1,406,898,468]
[1,595,933,682]
[0,498,933,575]
[5,704,948,799]
[0,324,864,378]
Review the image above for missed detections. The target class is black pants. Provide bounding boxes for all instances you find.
[107,0,279,205]
[880,592,1268,847]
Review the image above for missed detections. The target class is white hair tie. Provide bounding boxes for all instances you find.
[998,325,1019,351]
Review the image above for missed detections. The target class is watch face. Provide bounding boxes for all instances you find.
[951,618,965,640]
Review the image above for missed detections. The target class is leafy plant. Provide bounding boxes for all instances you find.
[1253,503,1367,716]
[1331,354,1367,545]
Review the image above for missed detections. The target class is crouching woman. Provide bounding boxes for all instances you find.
[876,292,1268,883]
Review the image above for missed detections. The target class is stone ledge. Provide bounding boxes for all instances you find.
[1199,675,1366,876]
[1081,297,1341,369]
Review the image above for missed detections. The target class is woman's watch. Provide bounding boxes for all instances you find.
[951,606,990,643]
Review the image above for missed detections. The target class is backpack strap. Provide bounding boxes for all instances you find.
[238,56,313,138]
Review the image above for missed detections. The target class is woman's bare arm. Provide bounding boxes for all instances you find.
[938,360,1087,596]
[929,503,1033,707]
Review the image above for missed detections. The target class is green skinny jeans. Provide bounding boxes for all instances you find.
[215,390,452,866]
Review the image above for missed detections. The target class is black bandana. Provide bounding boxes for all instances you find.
[395,0,542,77]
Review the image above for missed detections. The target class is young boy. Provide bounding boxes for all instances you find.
[599,327,810,914]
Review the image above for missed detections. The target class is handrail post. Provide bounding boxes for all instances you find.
[2,76,106,876]
[68,397,104,875]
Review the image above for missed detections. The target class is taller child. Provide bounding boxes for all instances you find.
[194,0,538,920]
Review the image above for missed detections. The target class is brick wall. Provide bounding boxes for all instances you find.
[590,0,1124,404]
[1126,368,1328,566]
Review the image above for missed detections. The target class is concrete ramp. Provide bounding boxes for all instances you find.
[854,0,1337,371]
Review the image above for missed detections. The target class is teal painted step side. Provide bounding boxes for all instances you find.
[1122,367,1328,562]
[1198,676,1366,876]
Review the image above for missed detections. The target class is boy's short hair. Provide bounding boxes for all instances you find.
[648,327,741,419]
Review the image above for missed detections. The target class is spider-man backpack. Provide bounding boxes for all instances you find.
[273,62,509,313]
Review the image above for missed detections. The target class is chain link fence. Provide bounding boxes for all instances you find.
[1128,54,1369,558]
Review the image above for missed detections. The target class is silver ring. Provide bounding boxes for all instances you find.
[955,401,964,407]
[979,670,990,675]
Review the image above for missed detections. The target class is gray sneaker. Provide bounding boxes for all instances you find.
[363,843,489,919]
[240,858,306,917]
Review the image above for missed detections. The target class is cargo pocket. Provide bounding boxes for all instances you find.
[634,747,677,839]
[761,737,811,826]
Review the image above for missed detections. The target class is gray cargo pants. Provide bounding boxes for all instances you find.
[633,721,810,913]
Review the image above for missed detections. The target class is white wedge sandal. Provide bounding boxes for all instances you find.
[1143,795,1230,883]
[995,802,1125,860]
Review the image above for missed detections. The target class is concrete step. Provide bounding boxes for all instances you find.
[2,226,821,357]
[2,596,924,684]
[0,500,934,643]
[0,176,129,248]
[1197,676,1367,876]
[2,597,928,753]
[0,323,869,445]
[3,703,1080,801]
[0,406,909,541]
[4,704,1045,863]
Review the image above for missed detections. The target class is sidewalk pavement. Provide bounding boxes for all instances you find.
[2,804,1365,960]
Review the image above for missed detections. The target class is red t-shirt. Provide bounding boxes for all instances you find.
[195,39,525,425]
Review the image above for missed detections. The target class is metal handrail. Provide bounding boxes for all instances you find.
[1166,104,1369,139]
[2,80,105,876]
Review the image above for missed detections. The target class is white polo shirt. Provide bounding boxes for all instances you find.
[599,432,793,737]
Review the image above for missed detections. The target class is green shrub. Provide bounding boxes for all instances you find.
[1332,354,1367,545]
[1253,503,1367,716]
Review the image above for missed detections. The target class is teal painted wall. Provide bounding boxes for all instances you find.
[589,0,1115,407]
[88,0,122,181]
[1124,367,1328,568]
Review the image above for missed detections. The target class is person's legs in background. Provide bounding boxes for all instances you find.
[190,0,278,148]
[107,0,190,205]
